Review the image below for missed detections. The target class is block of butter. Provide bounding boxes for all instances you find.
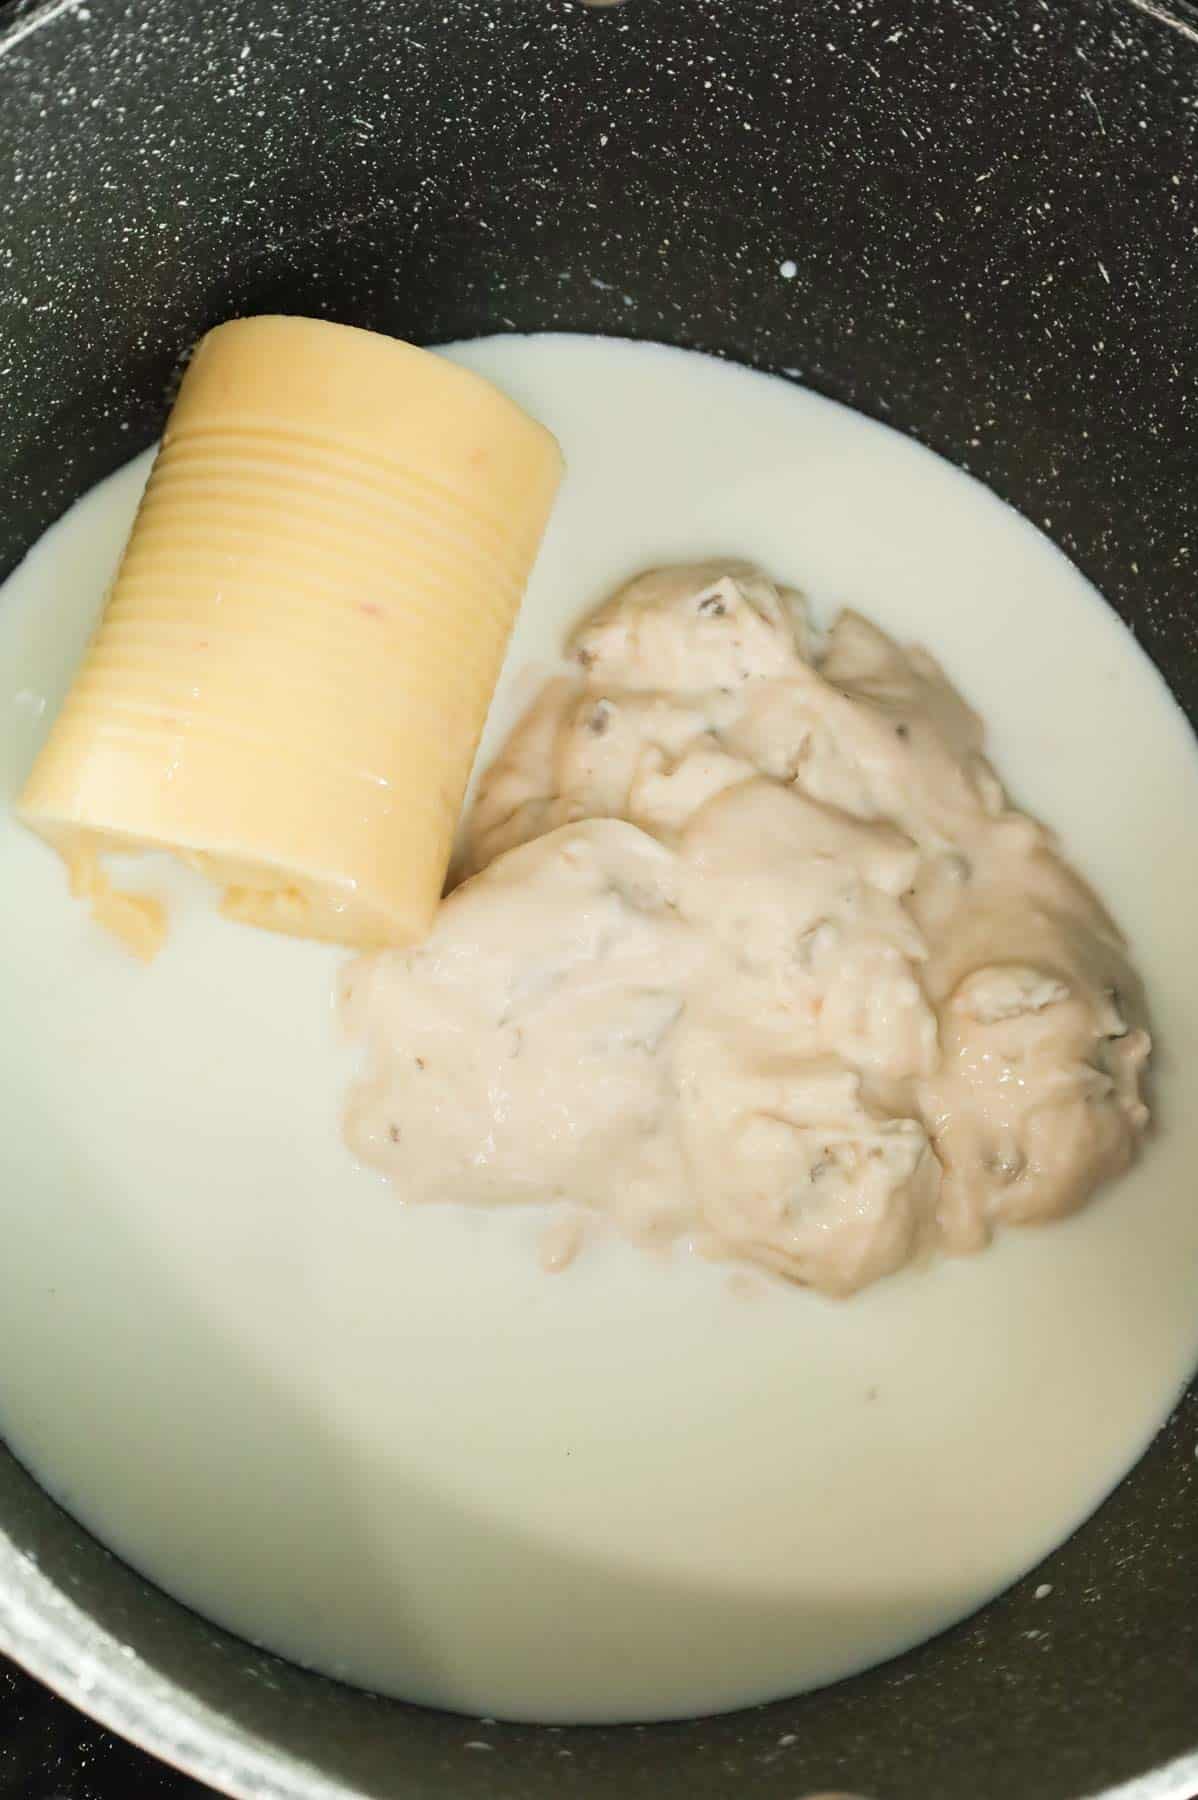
[18,316,563,955]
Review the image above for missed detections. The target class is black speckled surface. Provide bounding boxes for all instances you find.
[1,0,1197,1797]
[0,1655,212,1797]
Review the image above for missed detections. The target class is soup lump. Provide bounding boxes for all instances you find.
[343,562,1149,1297]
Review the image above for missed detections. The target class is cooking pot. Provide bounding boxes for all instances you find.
[1,0,1196,1795]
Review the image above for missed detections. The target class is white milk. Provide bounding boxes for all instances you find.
[0,335,1195,1724]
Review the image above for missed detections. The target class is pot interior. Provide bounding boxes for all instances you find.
[0,1,1196,1796]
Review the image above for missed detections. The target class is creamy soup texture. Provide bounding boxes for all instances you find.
[347,560,1149,1296]
[0,335,1196,1724]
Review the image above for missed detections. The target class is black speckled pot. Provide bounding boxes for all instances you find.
[1,1,1196,1796]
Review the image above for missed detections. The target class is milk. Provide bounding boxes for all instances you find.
[0,334,1195,1723]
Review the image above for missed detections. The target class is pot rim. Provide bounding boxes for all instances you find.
[2,1533,1197,1800]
